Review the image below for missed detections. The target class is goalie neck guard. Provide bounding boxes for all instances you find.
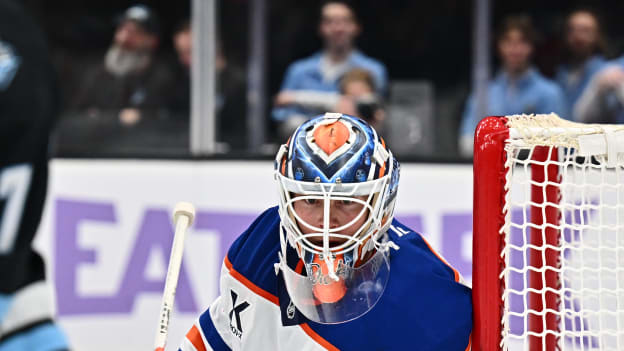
[274,113,400,324]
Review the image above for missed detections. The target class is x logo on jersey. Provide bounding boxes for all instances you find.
[229,290,250,333]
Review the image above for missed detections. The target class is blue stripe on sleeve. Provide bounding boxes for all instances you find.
[198,309,231,351]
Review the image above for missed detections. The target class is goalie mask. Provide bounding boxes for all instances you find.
[274,113,400,324]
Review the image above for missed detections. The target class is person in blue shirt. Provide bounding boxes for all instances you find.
[459,15,565,156]
[574,56,624,124]
[178,113,472,351]
[555,9,607,121]
[272,1,388,141]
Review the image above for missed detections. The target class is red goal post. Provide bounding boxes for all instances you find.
[472,114,624,350]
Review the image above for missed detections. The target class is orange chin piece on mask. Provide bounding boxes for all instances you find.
[311,254,347,304]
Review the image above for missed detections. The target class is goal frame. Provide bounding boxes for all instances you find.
[472,116,561,350]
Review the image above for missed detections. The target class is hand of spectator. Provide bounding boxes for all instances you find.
[119,108,141,126]
[275,92,296,106]
[596,66,624,93]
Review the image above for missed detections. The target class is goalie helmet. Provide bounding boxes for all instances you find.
[274,112,400,324]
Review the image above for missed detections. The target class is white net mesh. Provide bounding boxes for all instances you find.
[501,114,624,350]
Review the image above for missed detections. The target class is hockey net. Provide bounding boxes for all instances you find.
[472,114,624,350]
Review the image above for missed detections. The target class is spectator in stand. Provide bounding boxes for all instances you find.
[272,0,387,141]
[70,4,172,127]
[275,68,385,131]
[459,15,565,156]
[169,20,247,151]
[169,20,192,120]
[573,14,624,125]
[337,68,386,131]
[574,56,624,124]
[555,9,607,120]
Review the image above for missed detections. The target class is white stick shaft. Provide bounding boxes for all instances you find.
[153,215,190,350]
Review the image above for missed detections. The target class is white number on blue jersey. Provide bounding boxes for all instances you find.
[0,164,32,254]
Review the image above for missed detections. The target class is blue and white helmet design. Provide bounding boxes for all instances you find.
[274,113,400,324]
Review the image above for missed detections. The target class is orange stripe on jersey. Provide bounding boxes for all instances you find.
[300,323,340,351]
[224,255,280,306]
[420,235,461,283]
[185,325,207,351]
[313,121,349,156]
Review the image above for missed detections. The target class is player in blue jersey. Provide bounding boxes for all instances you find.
[179,113,472,351]
[0,0,70,350]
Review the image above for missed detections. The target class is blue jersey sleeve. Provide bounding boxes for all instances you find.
[226,207,281,294]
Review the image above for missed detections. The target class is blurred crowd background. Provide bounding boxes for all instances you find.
[18,0,624,159]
